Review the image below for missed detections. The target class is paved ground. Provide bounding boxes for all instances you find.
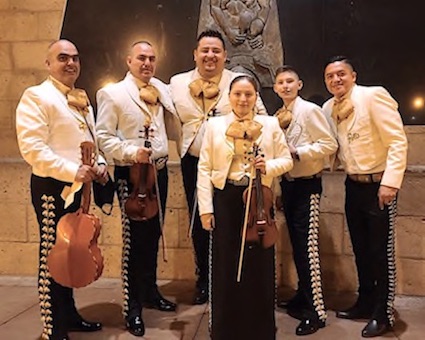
[0,277,423,339]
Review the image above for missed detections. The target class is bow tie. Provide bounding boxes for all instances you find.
[67,88,90,115]
[226,119,263,141]
[189,78,220,99]
[275,107,292,130]
[332,95,354,124]
[139,83,159,105]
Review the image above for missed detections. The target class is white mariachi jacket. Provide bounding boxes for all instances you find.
[96,72,180,166]
[169,68,267,157]
[197,113,293,215]
[322,84,408,189]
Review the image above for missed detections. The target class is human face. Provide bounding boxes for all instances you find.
[324,61,357,99]
[274,71,303,106]
[46,40,80,88]
[127,43,156,83]
[194,37,226,79]
[229,79,257,119]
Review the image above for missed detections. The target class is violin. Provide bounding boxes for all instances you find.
[47,141,104,288]
[242,143,278,249]
[124,124,159,221]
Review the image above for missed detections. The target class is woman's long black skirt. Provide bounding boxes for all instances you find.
[210,183,276,340]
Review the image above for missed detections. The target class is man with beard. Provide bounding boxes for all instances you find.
[96,41,180,337]
[16,39,104,340]
[169,29,266,305]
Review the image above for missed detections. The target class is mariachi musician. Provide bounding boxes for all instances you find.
[197,75,293,340]
[96,41,180,337]
[16,40,104,340]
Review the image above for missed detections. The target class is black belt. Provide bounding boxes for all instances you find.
[284,172,322,182]
[348,172,383,183]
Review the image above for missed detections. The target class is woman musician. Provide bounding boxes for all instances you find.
[197,75,293,339]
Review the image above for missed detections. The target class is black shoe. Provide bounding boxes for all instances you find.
[126,316,145,337]
[68,318,102,332]
[193,288,208,305]
[296,318,326,336]
[144,296,177,312]
[336,304,373,320]
[361,319,390,338]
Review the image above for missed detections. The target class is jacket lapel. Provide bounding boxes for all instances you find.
[124,74,152,117]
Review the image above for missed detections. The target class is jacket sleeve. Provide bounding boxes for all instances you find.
[297,105,338,161]
[96,88,139,163]
[370,87,408,189]
[16,88,79,182]
[265,118,293,177]
[197,120,215,215]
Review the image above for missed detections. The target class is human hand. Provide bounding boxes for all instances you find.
[254,153,266,174]
[378,185,398,210]
[93,163,108,185]
[75,164,97,183]
[200,213,215,231]
[135,146,152,163]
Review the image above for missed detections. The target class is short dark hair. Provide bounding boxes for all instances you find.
[275,65,301,79]
[196,29,226,50]
[324,55,355,71]
[229,75,259,92]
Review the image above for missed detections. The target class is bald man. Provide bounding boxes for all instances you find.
[16,40,104,340]
[96,41,180,337]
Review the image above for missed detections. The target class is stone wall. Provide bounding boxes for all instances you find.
[1,0,425,296]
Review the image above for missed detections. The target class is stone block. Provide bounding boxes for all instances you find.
[396,216,425,259]
[319,213,345,255]
[6,71,37,100]
[27,203,39,243]
[275,210,292,254]
[37,11,63,40]
[0,242,38,275]
[398,173,425,217]
[12,42,47,70]
[99,205,122,246]
[0,0,9,10]
[0,161,30,203]
[157,248,196,280]
[166,164,187,209]
[98,244,121,278]
[0,101,13,129]
[276,253,297,289]
[163,208,179,248]
[178,208,192,248]
[320,172,346,213]
[0,132,22,158]
[0,12,38,41]
[405,126,425,165]
[11,0,65,11]
[0,203,27,241]
[397,258,425,295]
[321,254,357,293]
[0,43,12,70]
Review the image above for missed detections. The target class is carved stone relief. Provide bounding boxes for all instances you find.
[198,0,284,88]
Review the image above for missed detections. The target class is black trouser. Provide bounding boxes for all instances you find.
[281,176,326,322]
[115,165,168,320]
[345,177,396,325]
[31,175,83,340]
[181,153,209,291]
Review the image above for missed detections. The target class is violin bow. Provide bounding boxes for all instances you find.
[187,189,198,238]
[153,163,167,263]
[236,163,256,283]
